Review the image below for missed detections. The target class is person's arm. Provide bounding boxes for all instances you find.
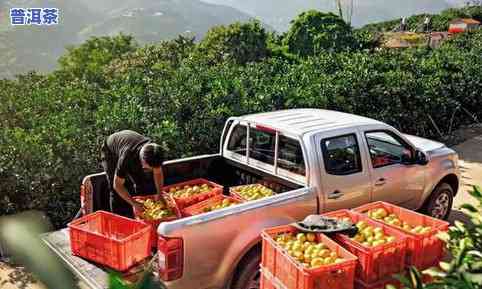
[113,174,143,212]
[153,167,164,196]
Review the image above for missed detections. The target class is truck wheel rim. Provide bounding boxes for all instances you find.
[247,271,260,289]
[432,192,450,219]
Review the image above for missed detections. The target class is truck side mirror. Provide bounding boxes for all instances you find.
[415,150,429,165]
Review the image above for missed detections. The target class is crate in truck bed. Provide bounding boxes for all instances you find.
[163,178,223,209]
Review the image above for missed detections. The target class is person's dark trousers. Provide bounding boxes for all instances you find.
[101,140,135,218]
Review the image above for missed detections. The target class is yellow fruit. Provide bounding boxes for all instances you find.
[374,232,385,240]
[318,249,330,258]
[296,233,307,243]
[372,239,386,247]
[304,254,312,263]
[315,243,327,250]
[420,227,431,234]
[292,242,303,252]
[362,242,372,247]
[329,252,338,259]
[373,227,384,235]
[306,233,316,242]
[362,227,374,238]
[323,257,335,265]
[386,236,396,243]
[377,208,388,218]
[356,221,368,230]
[311,258,324,268]
[334,258,345,264]
[294,251,304,262]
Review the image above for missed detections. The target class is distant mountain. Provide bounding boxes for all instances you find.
[201,0,453,30]
[76,0,253,43]
[0,0,254,78]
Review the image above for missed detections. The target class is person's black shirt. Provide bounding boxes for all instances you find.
[106,130,150,182]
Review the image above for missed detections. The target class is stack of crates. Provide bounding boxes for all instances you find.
[353,202,449,270]
[261,225,358,289]
[321,210,408,289]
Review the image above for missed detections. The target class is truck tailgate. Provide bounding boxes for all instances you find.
[40,230,164,289]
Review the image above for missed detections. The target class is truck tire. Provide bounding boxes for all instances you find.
[230,252,261,289]
[423,183,454,220]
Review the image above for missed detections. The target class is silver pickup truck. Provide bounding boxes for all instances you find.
[42,109,460,289]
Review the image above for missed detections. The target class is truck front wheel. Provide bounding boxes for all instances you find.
[230,252,261,289]
[423,183,454,220]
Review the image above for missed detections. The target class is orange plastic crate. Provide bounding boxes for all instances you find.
[353,202,449,269]
[181,194,242,217]
[260,267,277,289]
[132,194,181,248]
[68,211,151,271]
[261,225,357,289]
[321,210,407,284]
[163,178,223,209]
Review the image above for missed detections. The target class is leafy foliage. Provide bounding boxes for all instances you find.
[393,186,482,289]
[1,7,482,228]
[198,21,269,65]
[283,11,356,56]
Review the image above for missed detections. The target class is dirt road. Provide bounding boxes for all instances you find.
[449,133,482,223]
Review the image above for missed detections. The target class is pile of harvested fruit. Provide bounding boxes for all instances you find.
[167,183,212,198]
[274,232,345,268]
[367,208,432,235]
[232,184,274,201]
[203,198,238,212]
[139,198,175,220]
[351,220,396,247]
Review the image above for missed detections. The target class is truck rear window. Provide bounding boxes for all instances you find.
[278,135,306,176]
[226,122,306,182]
[227,124,247,156]
[249,129,275,165]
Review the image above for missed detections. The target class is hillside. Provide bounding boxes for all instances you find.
[201,0,453,30]
[0,0,254,78]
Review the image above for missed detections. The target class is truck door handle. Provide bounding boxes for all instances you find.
[328,190,344,199]
[375,178,386,186]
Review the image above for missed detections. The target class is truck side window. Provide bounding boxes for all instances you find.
[227,124,247,156]
[278,136,306,176]
[365,131,412,168]
[249,129,275,165]
[321,134,362,175]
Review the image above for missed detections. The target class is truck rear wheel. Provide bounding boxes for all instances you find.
[423,183,454,220]
[230,252,261,289]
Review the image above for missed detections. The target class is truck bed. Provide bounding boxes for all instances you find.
[42,154,314,289]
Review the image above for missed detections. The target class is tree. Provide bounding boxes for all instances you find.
[198,20,269,65]
[283,10,356,56]
[58,34,137,83]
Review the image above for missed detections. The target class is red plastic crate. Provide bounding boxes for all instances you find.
[260,267,277,289]
[132,194,181,248]
[163,178,223,209]
[68,211,151,271]
[261,225,357,289]
[353,202,449,269]
[181,194,242,217]
[321,210,407,284]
